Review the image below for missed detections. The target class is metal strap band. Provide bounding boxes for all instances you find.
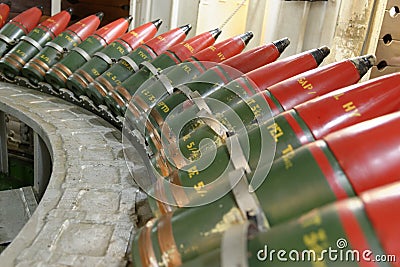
[226,134,270,230]
[197,109,229,139]
[174,85,215,116]
[120,56,139,72]
[227,134,251,174]
[174,84,192,98]
[73,47,91,62]
[141,61,160,77]
[221,222,249,267]
[193,96,213,115]
[45,42,65,53]
[0,33,16,45]
[175,84,213,116]
[133,129,153,156]
[20,36,43,51]
[157,74,174,94]
[175,84,228,138]
[230,170,270,230]
[94,52,113,65]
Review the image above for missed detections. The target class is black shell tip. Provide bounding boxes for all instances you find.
[273,37,290,53]
[241,31,254,45]
[311,46,331,65]
[125,15,133,23]
[180,24,192,34]
[65,7,73,15]
[210,28,222,39]
[351,54,377,78]
[318,46,331,57]
[152,19,163,29]
[95,12,104,21]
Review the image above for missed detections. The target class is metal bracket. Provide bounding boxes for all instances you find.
[157,74,174,95]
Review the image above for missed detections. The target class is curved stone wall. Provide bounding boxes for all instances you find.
[0,82,140,266]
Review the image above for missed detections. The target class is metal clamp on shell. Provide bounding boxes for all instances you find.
[174,84,209,110]
[163,103,229,169]
[141,61,161,77]
[157,73,174,95]
[221,221,250,267]
[0,34,17,45]
[45,41,66,54]
[20,36,43,51]
[120,55,139,72]
[73,46,92,62]
[94,52,114,65]
[226,133,270,231]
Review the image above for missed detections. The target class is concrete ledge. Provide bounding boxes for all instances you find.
[0,82,141,266]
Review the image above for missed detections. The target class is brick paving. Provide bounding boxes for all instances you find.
[0,82,141,266]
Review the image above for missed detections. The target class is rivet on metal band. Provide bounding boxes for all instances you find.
[120,56,139,72]
[141,61,161,77]
[20,36,43,51]
[0,33,16,45]
[157,74,174,95]
[73,47,92,62]
[45,42,65,53]
[94,52,113,65]
[221,221,249,267]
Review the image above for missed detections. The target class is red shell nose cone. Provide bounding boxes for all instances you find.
[94,17,131,44]
[324,111,400,195]
[39,9,72,37]
[361,182,400,265]
[66,13,102,41]
[11,6,43,33]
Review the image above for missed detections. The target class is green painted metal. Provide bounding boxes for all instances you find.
[106,53,179,115]
[0,23,26,58]
[181,198,388,267]
[86,46,156,104]
[21,31,82,84]
[0,27,54,78]
[45,35,107,89]
[139,140,357,266]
